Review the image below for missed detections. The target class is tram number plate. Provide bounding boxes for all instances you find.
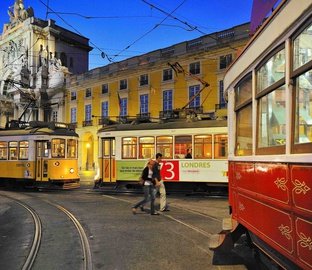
[161,161,179,181]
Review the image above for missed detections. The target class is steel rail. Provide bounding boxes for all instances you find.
[0,194,43,270]
[53,204,93,270]
[16,201,42,270]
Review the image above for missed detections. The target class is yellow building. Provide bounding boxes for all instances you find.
[65,23,250,172]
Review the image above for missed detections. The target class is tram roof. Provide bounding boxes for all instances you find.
[0,121,78,137]
[98,119,227,133]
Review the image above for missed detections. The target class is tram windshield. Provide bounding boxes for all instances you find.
[52,139,66,158]
[67,139,78,158]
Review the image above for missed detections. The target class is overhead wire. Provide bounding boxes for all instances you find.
[141,0,242,52]
[37,0,112,62]
[111,0,187,61]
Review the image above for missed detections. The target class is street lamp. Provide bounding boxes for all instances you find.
[86,143,90,170]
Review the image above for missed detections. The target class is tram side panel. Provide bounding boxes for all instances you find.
[229,161,312,270]
[0,160,35,181]
[115,159,228,184]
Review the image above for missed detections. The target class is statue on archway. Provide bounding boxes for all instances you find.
[7,0,34,24]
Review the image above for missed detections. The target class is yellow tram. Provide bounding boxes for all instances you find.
[0,121,80,189]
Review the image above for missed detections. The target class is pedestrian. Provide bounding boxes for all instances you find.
[185,148,192,158]
[153,153,169,212]
[132,160,159,215]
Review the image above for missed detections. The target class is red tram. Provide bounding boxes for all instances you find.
[213,1,312,269]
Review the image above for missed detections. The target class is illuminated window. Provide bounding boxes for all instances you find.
[214,134,228,159]
[194,135,212,159]
[67,139,77,158]
[174,135,192,159]
[122,137,137,159]
[9,141,18,160]
[0,142,8,160]
[139,137,155,159]
[51,139,65,158]
[19,141,29,160]
[156,136,173,159]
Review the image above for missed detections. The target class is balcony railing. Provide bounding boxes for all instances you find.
[69,122,77,129]
[82,120,93,127]
[215,103,227,110]
[136,113,150,122]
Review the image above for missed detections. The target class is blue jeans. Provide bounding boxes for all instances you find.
[133,185,156,214]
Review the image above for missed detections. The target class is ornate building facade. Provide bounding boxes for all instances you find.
[0,0,92,127]
[65,23,251,171]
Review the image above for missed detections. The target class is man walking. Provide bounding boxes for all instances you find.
[153,153,169,212]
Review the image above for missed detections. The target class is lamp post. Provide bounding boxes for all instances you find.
[86,143,90,170]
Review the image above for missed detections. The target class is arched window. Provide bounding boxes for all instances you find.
[60,52,67,67]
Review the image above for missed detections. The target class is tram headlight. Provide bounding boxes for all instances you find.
[69,168,75,174]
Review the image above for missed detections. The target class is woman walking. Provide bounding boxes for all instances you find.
[132,160,159,215]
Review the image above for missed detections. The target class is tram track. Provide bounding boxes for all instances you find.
[50,203,93,270]
[0,194,42,270]
[0,191,92,270]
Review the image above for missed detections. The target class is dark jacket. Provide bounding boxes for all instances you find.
[141,166,152,181]
[152,162,161,181]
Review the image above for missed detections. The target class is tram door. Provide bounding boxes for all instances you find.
[35,141,49,182]
[101,138,116,183]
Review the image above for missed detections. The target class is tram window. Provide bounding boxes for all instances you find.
[294,70,312,148]
[67,139,77,158]
[122,137,137,159]
[293,22,312,71]
[51,139,65,158]
[235,73,252,108]
[258,86,286,150]
[175,136,192,159]
[236,105,252,155]
[9,141,18,160]
[235,74,252,156]
[194,135,212,159]
[256,49,285,94]
[292,22,312,153]
[19,141,29,160]
[0,142,8,160]
[139,137,155,159]
[214,134,228,159]
[156,136,173,159]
